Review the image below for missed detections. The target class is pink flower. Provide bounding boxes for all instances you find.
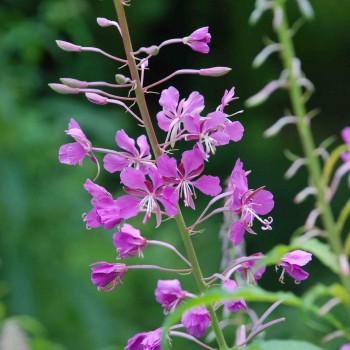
[125,329,161,350]
[59,118,93,165]
[184,27,211,54]
[218,87,236,112]
[222,279,247,313]
[341,127,350,162]
[90,262,127,291]
[340,344,350,350]
[83,179,139,230]
[104,129,152,173]
[229,159,274,245]
[181,306,211,338]
[156,86,204,142]
[113,224,147,259]
[120,167,178,227]
[155,279,187,313]
[184,111,244,158]
[278,250,312,283]
[157,148,221,209]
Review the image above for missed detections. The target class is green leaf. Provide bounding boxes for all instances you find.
[246,339,325,350]
[335,199,350,236]
[294,238,339,273]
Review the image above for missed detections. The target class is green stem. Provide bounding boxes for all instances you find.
[113,1,228,348]
[273,0,350,299]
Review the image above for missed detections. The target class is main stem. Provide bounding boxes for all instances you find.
[113,1,228,348]
[273,0,350,297]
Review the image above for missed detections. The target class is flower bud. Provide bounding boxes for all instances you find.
[48,83,80,94]
[60,78,89,88]
[56,40,82,52]
[181,307,210,337]
[85,93,108,105]
[115,74,131,84]
[96,17,112,27]
[199,67,231,77]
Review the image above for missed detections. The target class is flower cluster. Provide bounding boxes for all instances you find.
[52,10,313,350]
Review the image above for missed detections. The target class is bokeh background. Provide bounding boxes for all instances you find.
[1,0,350,349]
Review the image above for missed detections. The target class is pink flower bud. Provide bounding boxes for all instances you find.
[56,40,82,52]
[199,67,231,77]
[85,93,108,105]
[48,83,80,94]
[96,17,112,27]
[60,78,89,88]
[183,27,211,54]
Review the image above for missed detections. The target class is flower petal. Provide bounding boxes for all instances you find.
[193,175,221,196]
[230,220,246,245]
[103,154,129,173]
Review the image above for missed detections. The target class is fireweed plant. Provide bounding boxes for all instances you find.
[49,1,350,349]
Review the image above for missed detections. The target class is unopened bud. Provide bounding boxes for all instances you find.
[85,93,108,105]
[115,74,131,84]
[56,40,82,52]
[97,17,112,27]
[49,83,80,94]
[60,78,89,88]
[199,67,231,77]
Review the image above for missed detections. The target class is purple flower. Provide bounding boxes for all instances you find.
[278,250,312,283]
[184,27,211,54]
[181,306,211,338]
[125,329,161,350]
[83,179,139,230]
[157,149,221,209]
[113,224,147,259]
[218,87,236,112]
[340,344,350,350]
[104,129,152,173]
[59,118,92,165]
[222,279,247,313]
[155,279,187,313]
[341,127,350,162]
[120,167,178,227]
[184,111,243,158]
[156,86,204,143]
[229,159,274,245]
[90,262,127,291]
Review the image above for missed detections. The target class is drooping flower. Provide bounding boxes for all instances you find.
[183,27,211,54]
[59,118,93,165]
[278,250,312,283]
[156,86,204,143]
[184,111,244,158]
[120,167,178,227]
[237,253,266,283]
[229,159,274,245]
[155,279,187,313]
[157,148,221,209]
[222,279,247,313]
[125,329,161,350]
[103,129,153,173]
[181,307,211,338]
[90,262,127,291]
[83,179,139,230]
[113,224,147,259]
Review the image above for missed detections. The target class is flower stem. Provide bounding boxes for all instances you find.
[273,0,350,297]
[113,1,228,348]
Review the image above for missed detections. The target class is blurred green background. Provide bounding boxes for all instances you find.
[1,0,350,349]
